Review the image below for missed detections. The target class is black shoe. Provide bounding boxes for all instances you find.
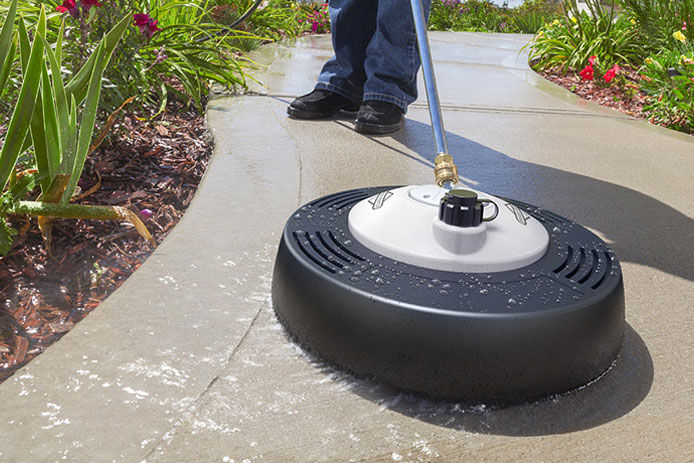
[355,100,405,134]
[288,89,361,119]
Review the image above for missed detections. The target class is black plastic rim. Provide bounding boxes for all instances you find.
[272,187,625,401]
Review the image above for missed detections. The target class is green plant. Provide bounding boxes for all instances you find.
[512,11,547,34]
[0,0,16,100]
[0,1,153,255]
[17,0,257,115]
[107,1,256,113]
[429,0,511,32]
[618,0,693,53]
[511,0,564,34]
[528,0,646,71]
[246,0,312,37]
[640,47,694,133]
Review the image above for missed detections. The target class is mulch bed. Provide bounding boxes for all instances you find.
[0,99,213,383]
[539,66,650,120]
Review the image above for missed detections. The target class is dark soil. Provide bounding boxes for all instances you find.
[0,100,213,382]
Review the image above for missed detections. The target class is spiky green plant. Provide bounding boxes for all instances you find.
[0,0,153,255]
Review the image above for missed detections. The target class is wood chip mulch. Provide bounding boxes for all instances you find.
[0,99,213,383]
[540,66,650,120]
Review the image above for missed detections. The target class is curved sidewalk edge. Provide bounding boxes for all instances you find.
[0,33,692,462]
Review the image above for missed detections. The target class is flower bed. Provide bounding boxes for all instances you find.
[541,65,648,119]
[528,0,693,134]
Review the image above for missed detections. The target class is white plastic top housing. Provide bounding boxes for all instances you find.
[348,185,549,273]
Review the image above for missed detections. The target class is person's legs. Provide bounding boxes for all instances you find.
[314,0,378,102]
[362,0,432,110]
[288,0,377,119]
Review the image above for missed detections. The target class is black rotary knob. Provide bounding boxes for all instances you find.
[439,189,498,227]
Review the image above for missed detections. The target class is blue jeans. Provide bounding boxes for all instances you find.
[315,0,432,111]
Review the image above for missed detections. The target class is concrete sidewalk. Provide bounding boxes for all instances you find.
[0,33,692,462]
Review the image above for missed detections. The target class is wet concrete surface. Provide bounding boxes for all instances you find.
[0,32,692,461]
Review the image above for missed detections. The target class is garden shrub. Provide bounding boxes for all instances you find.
[428,0,562,34]
[640,46,694,133]
[212,0,329,38]
[618,0,694,53]
[429,0,512,33]
[512,0,564,33]
[528,0,646,71]
[213,0,304,40]
[87,0,253,114]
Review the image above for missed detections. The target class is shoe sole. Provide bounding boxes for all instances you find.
[287,105,361,120]
[354,120,404,135]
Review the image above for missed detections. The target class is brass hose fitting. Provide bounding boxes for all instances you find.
[434,153,459,188]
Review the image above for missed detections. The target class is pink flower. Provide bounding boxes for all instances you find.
[311,22,318,32]
[133,13,161,39]
[588,55,597,66]
[579,64,594,81]
[603,64,620,83]
[56,0,80,18]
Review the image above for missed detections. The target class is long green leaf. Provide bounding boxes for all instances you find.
[17,16,29,73]
[0,0,17,71]
[0,36,16,99]
[41,64,61,177]
[55,18,65,64]
[42,35,69,174]
[30,88,51,192]
[15,16,34,158]
[63,43,106,203]
[64,94,78,180]
[0,6,46,190]
[68,94,77,147]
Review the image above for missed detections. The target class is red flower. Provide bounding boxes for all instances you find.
[56,0,80,19]
[82,0,101,14]
[133,13,161,39]
[579,64,594,81]
[57,0,101,18]
[133,13,150,26]
[603,64,620,83]
[588,55,597,66]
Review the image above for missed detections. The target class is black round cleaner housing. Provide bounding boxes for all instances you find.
[272,185,624,401]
